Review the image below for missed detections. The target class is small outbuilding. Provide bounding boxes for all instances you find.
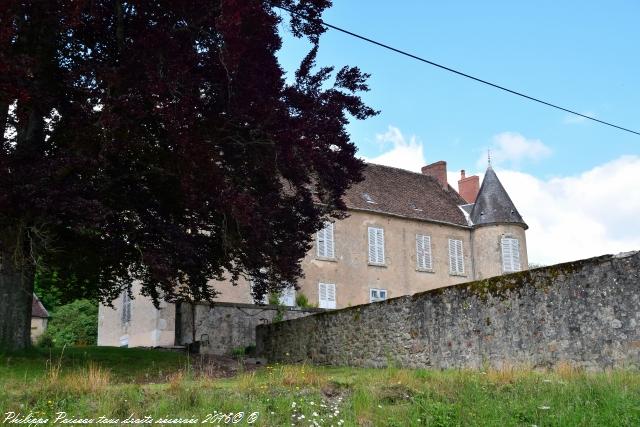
[31,294,50,343]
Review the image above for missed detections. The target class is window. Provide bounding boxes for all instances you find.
[250,282,268,304]
[448,239,464,275]
[318,282,336,309]
[370,288,387,303]
[121,292,131,325]
[279,286,296,306]
[368,227,385,265]
[316,222,335,258]
[501,237,521,272]
[416,234,433,270]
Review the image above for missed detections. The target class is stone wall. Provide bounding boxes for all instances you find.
[177,302,324,355]
[257,251,640,370]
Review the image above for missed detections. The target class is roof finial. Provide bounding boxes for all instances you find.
[487,149,492,167]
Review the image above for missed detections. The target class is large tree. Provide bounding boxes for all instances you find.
[0,0,376,350]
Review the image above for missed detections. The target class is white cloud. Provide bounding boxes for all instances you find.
[491,155,640,265]
[478,132,551,168]
[563,111,596,124]
[363,126,426,172]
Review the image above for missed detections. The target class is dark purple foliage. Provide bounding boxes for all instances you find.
[0,0,376,307]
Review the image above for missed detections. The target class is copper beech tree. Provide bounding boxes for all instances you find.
[0,0,376,349]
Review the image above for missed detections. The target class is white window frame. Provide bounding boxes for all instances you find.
[369,288,387,303]
[416,234,433,271]
[279,286,296,306]
[316,221,335,259]
[501,237,521,273]
[368,226,385,265]
[318,282,336,309]
[448,238,465,275]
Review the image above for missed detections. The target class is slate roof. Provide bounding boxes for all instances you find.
[470,166,528,229]
[343,163,469,227]
[32,294,49,318]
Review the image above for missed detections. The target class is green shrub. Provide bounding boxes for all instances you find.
[47,299,98,346]
[267,292,280,306]
[231,346,245,359]
[295,292,310,308]
[35,332,54,348]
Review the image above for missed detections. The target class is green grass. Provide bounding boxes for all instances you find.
[1,347,639,426]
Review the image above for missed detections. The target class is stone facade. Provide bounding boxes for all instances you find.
[215,210,479,308]
[97,280,323,355]
[206,163,529,309]
[177,302,324,355]
[98,282,176,348]
[257,251,640,370]
[98,162,530,349]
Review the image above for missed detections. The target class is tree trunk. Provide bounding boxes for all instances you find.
[0,249,35,351]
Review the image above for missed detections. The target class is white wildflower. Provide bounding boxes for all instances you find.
[538,406,550,410]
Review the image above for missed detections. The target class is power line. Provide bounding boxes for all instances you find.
[275,4,640,137]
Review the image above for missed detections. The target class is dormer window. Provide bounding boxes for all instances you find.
[362,193,376,204]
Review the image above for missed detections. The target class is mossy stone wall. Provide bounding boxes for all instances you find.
[257,252,640,370]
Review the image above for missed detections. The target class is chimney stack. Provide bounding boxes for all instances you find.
[421,161,448,190]
[458,169,480,203]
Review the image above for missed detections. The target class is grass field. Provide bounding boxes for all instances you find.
[1,347,639,426]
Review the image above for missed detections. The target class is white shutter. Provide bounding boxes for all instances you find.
[368,227,384,264]
[121,293,132,324]
[317,222,335,258]
[456,240,464,274]
[319,282,336,309]
[502,237,521,272]
[416,234,432,270]
[449,239,464,275]
[512,239,521,271]
[326,223,334,258]
[368,227,376,263]
[316,222,333,258]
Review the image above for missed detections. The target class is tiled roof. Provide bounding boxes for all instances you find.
[470,166,527,229]
[343,163,469,227]
[32,294,49,318]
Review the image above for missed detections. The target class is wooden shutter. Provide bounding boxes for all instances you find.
[449,239,464,274]
[325,222,334,258]
[316,222,333,258]
[502,237,521,272]
[319,282,336,309]
[456,240,464,274]
[416,234,432,270]
[317,222,335,258]
[368,227,384,264]
[121,293,131,324]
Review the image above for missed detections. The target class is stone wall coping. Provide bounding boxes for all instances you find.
[190,301,326,313]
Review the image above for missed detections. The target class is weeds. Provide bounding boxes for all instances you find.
[1,348,639,427]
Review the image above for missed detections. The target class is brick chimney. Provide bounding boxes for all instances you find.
[458,169,480,203]
[421,161,448,190]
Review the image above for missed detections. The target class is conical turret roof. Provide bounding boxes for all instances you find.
[470,166,527,229]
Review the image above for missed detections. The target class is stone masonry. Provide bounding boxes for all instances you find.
[257,251,640,370]
[178,302,324,355]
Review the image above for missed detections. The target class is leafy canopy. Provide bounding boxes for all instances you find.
[0,1,376,305]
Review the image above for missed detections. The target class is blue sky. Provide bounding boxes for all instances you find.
[276,1,640,264]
